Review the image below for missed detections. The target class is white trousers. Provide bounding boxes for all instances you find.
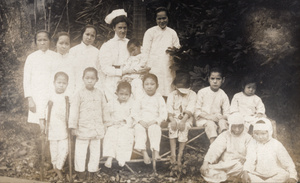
[134,124,161,152]
[74,138,100,172]
[196,119,228,139]
[49,138,68,170]
[103,125,134,163]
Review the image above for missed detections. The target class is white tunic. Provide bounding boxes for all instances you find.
[99,35,129,101]
[230,92,265,125]
[142,26,180,96]
[69,42,100,92]
[103,98,134,163]
[47,92,68,141]
[51,53,76,97]
[244,138,298,181]
[23,49,57,124]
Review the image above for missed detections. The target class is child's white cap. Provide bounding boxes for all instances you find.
[228,113,244,125]
[105,9,127,24]
[253,117,273,137]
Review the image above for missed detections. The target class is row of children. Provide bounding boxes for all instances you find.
[37,61,298,182]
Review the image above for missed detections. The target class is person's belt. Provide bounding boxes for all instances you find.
[112,65,121,69]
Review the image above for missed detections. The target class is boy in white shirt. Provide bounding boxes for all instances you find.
[194,67,230,144]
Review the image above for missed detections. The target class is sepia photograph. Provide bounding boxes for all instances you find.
[0,0,299,182]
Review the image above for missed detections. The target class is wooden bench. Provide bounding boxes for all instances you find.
[100,126,206,175]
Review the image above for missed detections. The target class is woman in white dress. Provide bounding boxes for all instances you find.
[52,32,75,97]
[142,7,181,97]
[69,25,100,92]
[23,30,57,125]
[99,9,145,101]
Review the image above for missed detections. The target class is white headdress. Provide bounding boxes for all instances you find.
[228,113,245,133]
[105,9,127,24]
[253,117,273,139]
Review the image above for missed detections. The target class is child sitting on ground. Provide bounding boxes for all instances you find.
[132,73,167,164]
[103,81,134,168]
[122,38,151,99]
[194,67,230,144]
[242,118,298,183]
[166,73,197,165]
[200,113,252,182]
[41,72,69,182]
[230,75,277,137]
[69,67,106,182]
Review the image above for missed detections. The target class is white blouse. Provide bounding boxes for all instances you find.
[69,42,100,91]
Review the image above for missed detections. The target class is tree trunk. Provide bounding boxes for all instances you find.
[132,0,146,43]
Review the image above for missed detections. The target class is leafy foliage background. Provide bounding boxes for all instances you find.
[0,0,299,124]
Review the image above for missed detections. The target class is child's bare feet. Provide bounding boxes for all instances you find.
[154,150,161,160]
[105,157,113,168]
[170,155,176,164]
[142,151,151,164]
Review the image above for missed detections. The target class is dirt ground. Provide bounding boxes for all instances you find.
[0,112,299,183]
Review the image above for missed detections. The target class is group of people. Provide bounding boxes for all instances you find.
[23,7,298,183]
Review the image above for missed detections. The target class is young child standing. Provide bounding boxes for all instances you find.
[122,39,150,99]
[68,67,106,182]
[166,73,197,165]
[242,118,298,183]
[230,76,266,131]
[42,72,69,182]
[103,81,134,168]
[132,73,167,164]
[194,67,230,144]
[200,113,252,182]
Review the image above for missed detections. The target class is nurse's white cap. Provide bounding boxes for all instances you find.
[105,9,127,24]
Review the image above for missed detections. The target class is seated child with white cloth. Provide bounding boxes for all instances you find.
[132,73,167,164]
[167,73,197,165]
[200,113,252,182]
[122,39,150,99]
[103,81,134,168]
[242,118,298,183]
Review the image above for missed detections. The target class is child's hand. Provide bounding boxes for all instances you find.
[39,119,45,133]
[139,121,148,129]
[216,114,225,120]
[255,113,265,118]
[286,178,297,183]
[200,161,209,176]
[207,114,219,122]
[28,97,36,113]
[170,121,177,131]
[178,121,186,132]
[242,171,251,183]
[137,67,151,74]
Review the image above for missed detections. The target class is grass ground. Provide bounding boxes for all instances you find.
[0,111,299,182]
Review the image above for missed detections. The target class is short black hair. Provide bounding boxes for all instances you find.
[34,30,50,44]
[143,73,158,85]
[83,67,98,80]
[155,7,169,18]
[127,38,141,49]
[173,72,190,88]
[241,75,257,89]
[111,15,129,28]
[208,67,224,78]
[54,31,70,45]
[54,72,69,82]
[81,25,97,39]
[117,81,132,93]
